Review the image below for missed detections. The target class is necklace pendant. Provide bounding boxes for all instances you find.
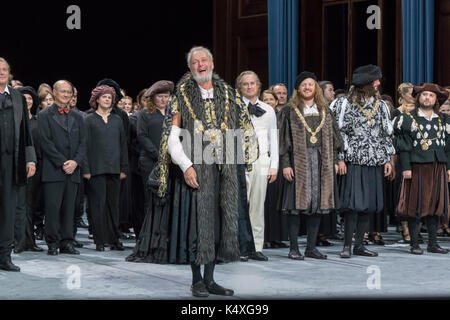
[367,120,372,126]
[421,141,429,151]
[310,136,318,144]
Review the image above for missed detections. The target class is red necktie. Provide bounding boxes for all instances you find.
[58,107,69,114]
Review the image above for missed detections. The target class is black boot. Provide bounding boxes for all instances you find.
[191,280,209,297]
[407,218,423,254]
[340,212,357,258]
[0,253,20,272]
[305,215,326,259]
[426,216,449,254]
[353,213,378,257]
[288,214,303,260]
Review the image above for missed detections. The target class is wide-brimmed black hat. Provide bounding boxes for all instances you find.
[18,86,38,115]
[295,71,317,89]
[351,64,382,87]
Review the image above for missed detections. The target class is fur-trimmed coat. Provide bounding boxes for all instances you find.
[157,73,258,265]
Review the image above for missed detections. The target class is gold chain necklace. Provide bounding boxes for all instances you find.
[180,83,230,136]
[407,111,442,151]
[353,98,379,126]
[293,105,326,144]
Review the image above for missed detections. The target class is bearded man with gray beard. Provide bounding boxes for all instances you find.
[155,46,258,297]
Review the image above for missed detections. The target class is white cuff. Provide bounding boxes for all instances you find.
[168,126,193,173]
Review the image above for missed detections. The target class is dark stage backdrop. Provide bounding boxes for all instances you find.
[1,1,213,110]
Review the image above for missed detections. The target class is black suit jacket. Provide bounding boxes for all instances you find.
[38,104,86,183]
[5,86,36,186]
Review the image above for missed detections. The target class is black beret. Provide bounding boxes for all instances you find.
[295,71,317,89]
[351,64,382,87]
[144,80,174,98]
[18,86,38,116]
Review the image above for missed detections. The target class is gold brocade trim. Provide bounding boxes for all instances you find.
[353,98,379,126]
[293,106,326,144]
[180,83,230,133]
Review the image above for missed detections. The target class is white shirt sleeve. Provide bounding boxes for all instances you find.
[168,125,193,173]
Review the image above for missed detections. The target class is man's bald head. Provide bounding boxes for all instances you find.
[52,80,74,107]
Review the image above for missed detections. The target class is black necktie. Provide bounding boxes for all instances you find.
[0,92,6,109]
[247,102,266,117]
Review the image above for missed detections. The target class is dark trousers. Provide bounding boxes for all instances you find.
[87,174,121,245]
[131,172,145,239]
[0,153,18,259]
[31,166,45,230]
[43,178,78,248]
[14,184,36,249]
[237,164,254,256]
[73,177,87,238]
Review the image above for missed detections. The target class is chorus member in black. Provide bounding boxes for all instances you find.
[14,86,43,253]
[38,80,86,255]
[0,58,36,271]
[126,80,173,261]
[83,85,128,252]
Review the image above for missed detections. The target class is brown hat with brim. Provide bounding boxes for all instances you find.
[413,83,449,106]
[144,80,174,98]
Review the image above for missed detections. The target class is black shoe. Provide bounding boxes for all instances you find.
[96,244,105,252]
[427,244,449,254]
[47,247,58,256]
[60,245,80,255]
[329,233,344,241]
[288,250,304,260]
[353,245,378,257]
[418,234,424,244]
[249,251,268,261]
[410,245,424,255]
[191,280,209,298]
[305,248,327,259]
[110,242,125,251]
[73,240,84,248]
[76,220,89,228]
[316,239,333,247]
[35,228,44,240]
[205,281,234,296]
[0,260,20,272]
[340,246,351,258]
[272,241,289,248]
[13,247,25,254]
[27,245,44,252]
[240,256,248,262]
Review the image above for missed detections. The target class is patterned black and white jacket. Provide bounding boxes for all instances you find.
[330,96,395,166]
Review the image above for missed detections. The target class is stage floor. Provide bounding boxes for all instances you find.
[2,227,450,300]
